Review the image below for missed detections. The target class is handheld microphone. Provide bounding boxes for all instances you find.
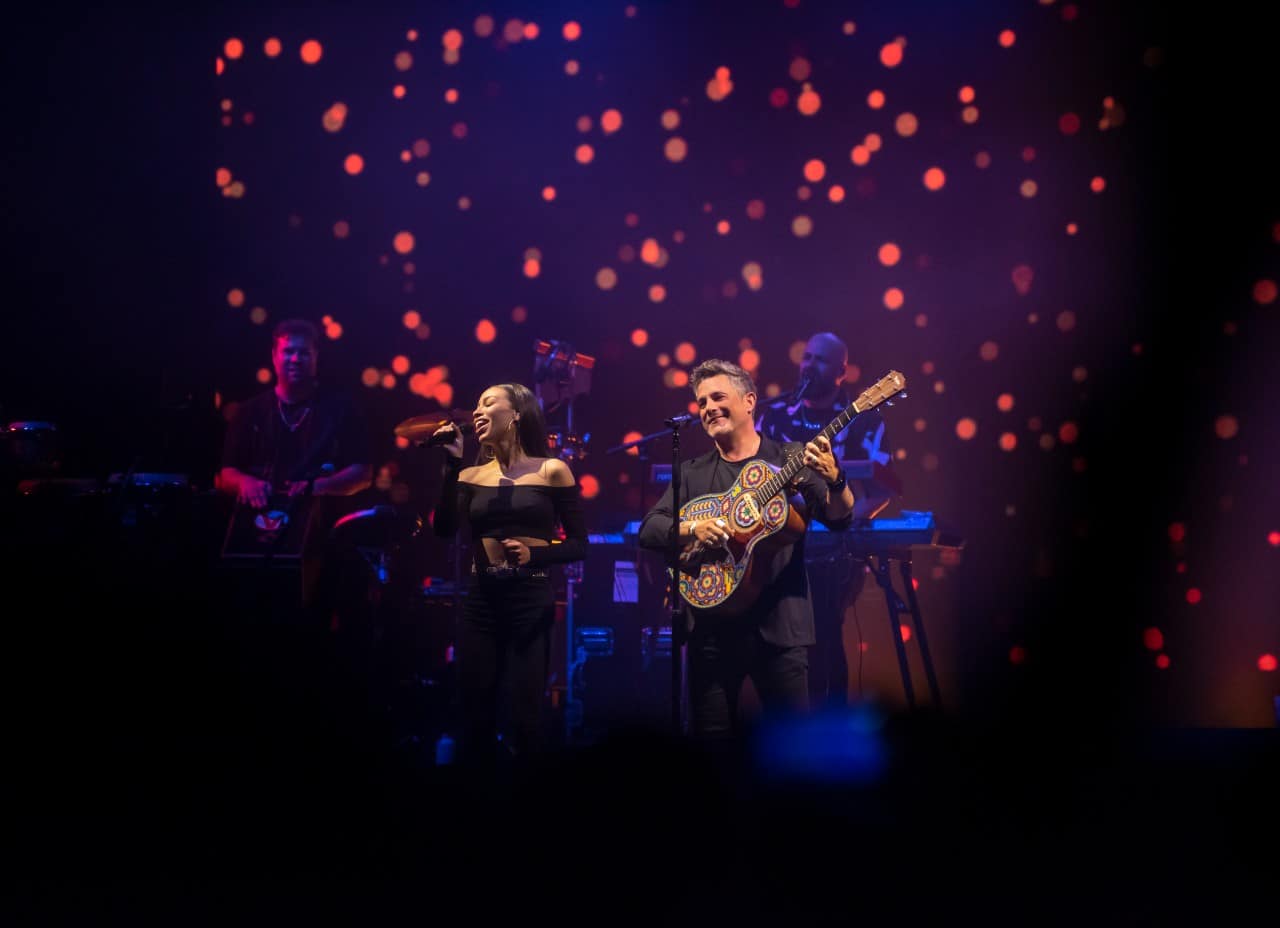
[426,422,475,445]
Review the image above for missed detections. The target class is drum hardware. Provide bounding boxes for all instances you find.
[532,338,593,414]
[545,430,589,461]
[4,421,63,476]
[103,471,194,529]
[329,504,422,585]
[17,477,102,497]
[532,337,597,739]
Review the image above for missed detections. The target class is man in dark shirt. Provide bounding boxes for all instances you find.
[757,332,892,469]
[757,332,899,707]
[639,358,853,737]
[219,318,372,609]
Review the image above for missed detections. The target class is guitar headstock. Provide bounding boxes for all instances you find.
[854,370,908,412]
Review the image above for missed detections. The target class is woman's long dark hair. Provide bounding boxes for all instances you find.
[478,383,549,462]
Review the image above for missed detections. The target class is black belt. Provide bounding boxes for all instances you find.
[473,564,549,580]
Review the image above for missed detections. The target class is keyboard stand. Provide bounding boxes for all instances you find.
[867,550,943,710]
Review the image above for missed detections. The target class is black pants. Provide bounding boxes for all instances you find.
[457,576,554,766]
[688,622,809,738]
[808,555,867,707]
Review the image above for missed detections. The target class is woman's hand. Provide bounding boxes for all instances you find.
[434,422,465,459]
[499,538,531,566]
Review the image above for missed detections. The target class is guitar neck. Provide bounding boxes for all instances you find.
[750,369,904,503]
[756,399,867,502]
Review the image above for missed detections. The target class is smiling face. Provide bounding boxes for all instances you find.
[472,385,518,447]
[272,334,317,389]
[695,373,756,443]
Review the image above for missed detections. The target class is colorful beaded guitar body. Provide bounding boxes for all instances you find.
[676,370,906,614]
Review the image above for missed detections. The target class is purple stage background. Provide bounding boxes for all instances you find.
[5,0,1277,725]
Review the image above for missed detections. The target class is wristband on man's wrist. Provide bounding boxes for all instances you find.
[825,471,847,493]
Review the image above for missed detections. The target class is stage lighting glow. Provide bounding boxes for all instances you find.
[796,84,820,115]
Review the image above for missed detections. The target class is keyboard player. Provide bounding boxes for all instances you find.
[757,332,901,707]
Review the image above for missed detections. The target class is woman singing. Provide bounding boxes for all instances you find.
[432,383,586,768]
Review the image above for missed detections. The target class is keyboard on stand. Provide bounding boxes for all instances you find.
[808,510,964,559]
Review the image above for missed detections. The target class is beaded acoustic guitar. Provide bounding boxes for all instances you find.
[676,370,906,615]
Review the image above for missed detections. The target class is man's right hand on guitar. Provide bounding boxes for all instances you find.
[685,517,731,546]
[237,475,272,509]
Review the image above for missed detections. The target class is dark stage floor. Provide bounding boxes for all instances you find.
[5,489,1275,917]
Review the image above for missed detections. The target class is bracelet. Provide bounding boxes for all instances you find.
[825,471,847,493]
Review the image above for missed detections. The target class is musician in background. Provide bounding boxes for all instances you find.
[219,318,372,612]
[758,331,899,707]
[639,359,853,739]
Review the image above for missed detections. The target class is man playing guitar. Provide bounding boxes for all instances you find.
[638,358,853,739]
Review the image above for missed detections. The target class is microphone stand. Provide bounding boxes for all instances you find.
[607,426,668,731]
[606,425,675,543]
[666,417,687,735]
[607,414,696,734]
